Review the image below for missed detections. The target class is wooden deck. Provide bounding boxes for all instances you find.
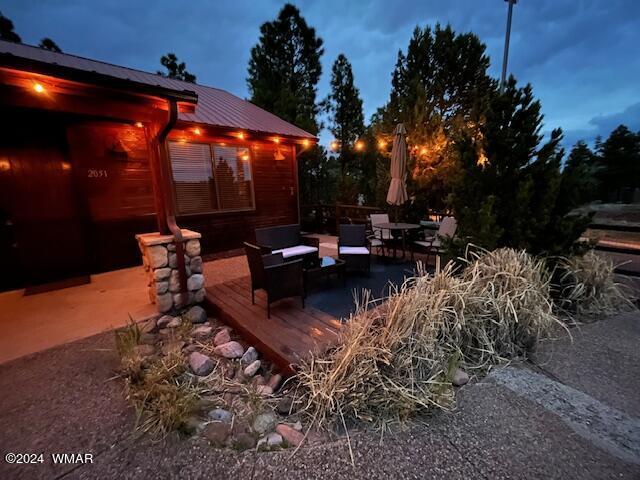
[204,276,342,374]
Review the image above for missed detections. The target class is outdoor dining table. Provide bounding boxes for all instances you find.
[375,222,421,260]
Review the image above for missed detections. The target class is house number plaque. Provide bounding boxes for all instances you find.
[87,169,108,178]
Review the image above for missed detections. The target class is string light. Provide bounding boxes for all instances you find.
[193,127,202,135]
[33,82,45,94]
[330,140,339,152]
[134,122,143,128]
[377,139,387,149]
[355,140,365,151]
[419,147,428,155]
[272,137,281,144]
[236,132,245,140]
[302,139,310,147]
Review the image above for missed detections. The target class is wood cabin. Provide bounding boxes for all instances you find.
[0,40,316,292]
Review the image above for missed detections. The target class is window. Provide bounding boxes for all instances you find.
[169,141,254,214]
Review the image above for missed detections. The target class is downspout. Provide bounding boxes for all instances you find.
[158,99,189,296]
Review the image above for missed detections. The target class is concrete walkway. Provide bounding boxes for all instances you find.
[0,311,637,479]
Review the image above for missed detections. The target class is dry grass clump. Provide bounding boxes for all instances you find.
[557,250,636,319]
[297,248,565,430]
[459,248,564,368]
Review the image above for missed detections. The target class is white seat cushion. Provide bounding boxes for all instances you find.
[414,238,442,249]
[369,238,383,247]
[273,245,318,258]
[339,246,370,255]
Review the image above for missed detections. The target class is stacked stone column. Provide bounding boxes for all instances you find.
[136,230,206,313]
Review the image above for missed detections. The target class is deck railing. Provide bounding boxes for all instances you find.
[301,203,384,234]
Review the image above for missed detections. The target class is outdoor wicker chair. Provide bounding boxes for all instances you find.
[244,242,305,318]
[338,224,371,276]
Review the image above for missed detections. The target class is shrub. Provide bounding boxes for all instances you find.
[557,250,636,319]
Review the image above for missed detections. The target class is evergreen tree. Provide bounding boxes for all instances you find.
[157,53,196,83]
[596,125,640,202]
[449,77,589,255]
[39,37,62,52]
[374,24,493,210]
[325,54,365,178]
[0,12,21,42]
[557,141,600,210]
[247,3,323,135]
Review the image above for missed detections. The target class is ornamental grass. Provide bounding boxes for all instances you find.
[297,248,567,430]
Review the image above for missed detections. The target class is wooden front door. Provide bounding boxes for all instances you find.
[0,110,88,290]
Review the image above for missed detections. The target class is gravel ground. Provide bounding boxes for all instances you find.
[1,314,638,479]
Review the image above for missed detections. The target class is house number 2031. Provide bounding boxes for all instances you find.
[87,169,108,178]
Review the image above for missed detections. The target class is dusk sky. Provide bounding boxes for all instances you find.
[4,0,640,151]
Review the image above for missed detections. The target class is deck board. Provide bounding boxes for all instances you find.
[204,277,341,374]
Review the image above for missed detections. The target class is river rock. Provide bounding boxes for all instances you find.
[256,385,273,396]
[257,433,283,448]
[252,412,278,435]
[267,374,282,391]
[189,352,214,376]
[214,328,231,346]
[452,368,470,387]
[167,317,182,328]
[241,347,258,365]
[156,315,174,328]
[207,408,232,424]
[147,246,168,268]
[187,274,204,291]
[192,325,213,338]
[276,424,304,447]
[214,341,244,359]
[185,239,201,257]
[154,267,171,281]
[185,305,207,324]
[244,360,261,377]
[203,422,229,446]
[190,256,203,273]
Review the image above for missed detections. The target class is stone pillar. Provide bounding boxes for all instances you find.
[135,229,206,313]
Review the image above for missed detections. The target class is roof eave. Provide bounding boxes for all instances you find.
[0,52,198,105]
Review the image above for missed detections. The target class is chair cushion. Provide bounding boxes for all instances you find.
[414,238,442,249]
[272,245,318,258]
[369,238,383,247]
[339,246,370,255]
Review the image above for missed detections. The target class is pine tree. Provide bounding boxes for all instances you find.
[557,141,600,210]
[247,3,323,135]
[325,54,365,178]
[450,77,590,255]
[0,12,21,42]
[596,125,640,202]
[157,53,196,83]
[39,38,62,52]
[374,24,493,211]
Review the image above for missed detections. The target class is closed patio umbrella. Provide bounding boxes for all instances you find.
[386,123,409,207]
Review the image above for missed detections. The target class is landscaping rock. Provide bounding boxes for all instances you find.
[267,374,282,392]
[244,360,261,377]
[203,422,229,446]
[185,305,207,324]
[213,328,231,346]
[154,267,171,281]
[256,385,273,396]
[172,292,193,308]
[214,341,244,359]
[452,368,470,387]
[187,274,204,291]
[183,344,198,354]
[252,412,278,435]
[192,325,213,338]
[276,424,304,447]
[189,352,214,376]
[292,420,303,431]
[241,346,258,365]
[155,281,169,295]
[168,253,190,269]
[156,315,174,328]
[207,408,232,424]
[253,375,266,387]
[257,433,283,448]
[140,318,157,334]
[190,256,203,273]
[169,270,181,293]
[147,246,168,268]
[185,239,201,257]
[277,396,296,415]
[167,317,182,328]
[132,344,155,357]
[194,287,206,303]
[161,340,186,356]
[156,293,173,313]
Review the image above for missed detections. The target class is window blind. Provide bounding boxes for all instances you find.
[212,146,253,211]
[168,141,218,214]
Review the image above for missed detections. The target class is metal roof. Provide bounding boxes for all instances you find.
[0,40,315,140]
